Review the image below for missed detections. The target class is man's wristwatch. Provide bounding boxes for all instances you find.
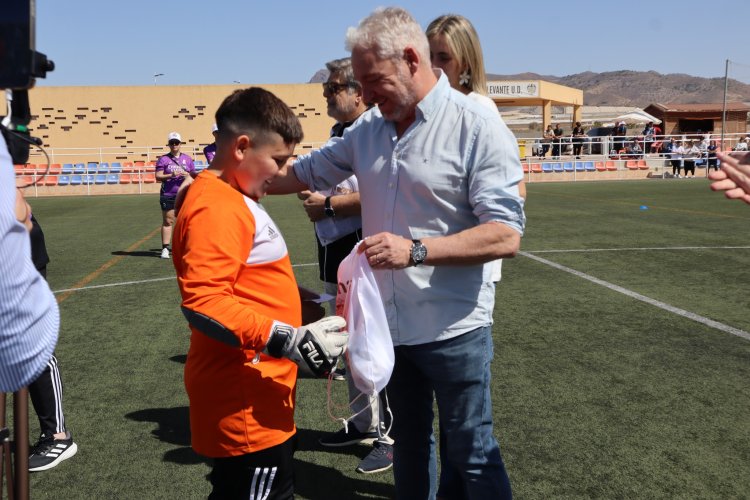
[409,239,427,266]
[324,196,335,218]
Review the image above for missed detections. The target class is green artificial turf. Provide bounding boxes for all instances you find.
[6,179,748,498]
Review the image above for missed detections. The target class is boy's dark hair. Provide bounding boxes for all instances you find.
[215,87,303,145]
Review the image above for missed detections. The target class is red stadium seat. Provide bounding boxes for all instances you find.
[595,162,606,172]
[626,161,639,170]
[606,161,617,171]
[43,175,59,186]
[530,163,542,173]
[119,173,132,184]
[143,173,156,183]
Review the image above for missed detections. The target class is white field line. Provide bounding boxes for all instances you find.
[520,251,750,342]
[526,245,750,254]
[52,262,318,295]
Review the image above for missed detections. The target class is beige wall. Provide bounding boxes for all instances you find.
[27,84,333,164]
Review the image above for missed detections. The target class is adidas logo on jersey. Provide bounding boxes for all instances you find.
[267,226,279,240]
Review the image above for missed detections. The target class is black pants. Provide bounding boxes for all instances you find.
[684,160,696,176]
[209,436,295,500]
[573,139,583,156]
[671,159,682,175]
[28,354,66,437]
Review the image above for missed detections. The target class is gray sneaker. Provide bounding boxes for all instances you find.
[356,441,393,474]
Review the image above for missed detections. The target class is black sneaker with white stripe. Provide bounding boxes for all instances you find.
[28,432,78,472]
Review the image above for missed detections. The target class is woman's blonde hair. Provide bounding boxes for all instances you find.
[426,14,488,95]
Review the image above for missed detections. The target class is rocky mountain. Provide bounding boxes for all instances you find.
[311,68,750,106]
[486,70,750,107]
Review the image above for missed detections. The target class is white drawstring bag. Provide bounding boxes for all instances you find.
[335,241,393,395]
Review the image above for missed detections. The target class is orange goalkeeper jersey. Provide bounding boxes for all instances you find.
[172,171,301,458]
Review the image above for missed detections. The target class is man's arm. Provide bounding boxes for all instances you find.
[299,191,361,222]
[359,222,520,269]
[266,159,309,195]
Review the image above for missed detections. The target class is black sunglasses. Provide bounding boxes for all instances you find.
[168,140,181,146]
[322,82,352,94]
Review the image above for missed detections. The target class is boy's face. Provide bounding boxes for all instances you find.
[233,132,295,201]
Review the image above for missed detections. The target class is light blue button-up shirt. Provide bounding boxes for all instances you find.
[294,73,525,345]
[0,133,59,391]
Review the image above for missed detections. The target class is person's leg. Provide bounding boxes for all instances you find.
[28,354,66,437]
[28,354,77,471]
[208,436,295,500]
[162,209,175,247]
[428,327,512,500]
[389,346,437,500]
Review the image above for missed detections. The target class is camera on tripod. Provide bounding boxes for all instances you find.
[1,0,55,165]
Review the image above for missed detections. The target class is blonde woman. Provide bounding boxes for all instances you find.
[427,14,526,284]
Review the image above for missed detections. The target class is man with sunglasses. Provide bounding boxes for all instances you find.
[298,58,393,475]
[155,132,195,259]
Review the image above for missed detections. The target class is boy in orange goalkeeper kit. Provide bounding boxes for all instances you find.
[172,87,348,499]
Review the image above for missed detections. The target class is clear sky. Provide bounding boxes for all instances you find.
[35,0,750,87]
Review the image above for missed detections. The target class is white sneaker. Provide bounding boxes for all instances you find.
[160,248,170,259]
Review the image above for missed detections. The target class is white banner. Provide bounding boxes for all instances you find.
[487,81,539,98]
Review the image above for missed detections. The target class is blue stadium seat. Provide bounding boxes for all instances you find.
[110,162,122,173]
[574,161,585,172]
[542,163,553,173]
[85,174,96,184]
[70,174,83,185]
[563,162,574,172]
[95,174,107,185]
[98,162,110,173]
[73,163,86,174]
[61,163,73,174]
[87,162,98,173]
[107,174,120,184]
[58,175,71,186]
[552,162,564,173]
[584,161,596,172]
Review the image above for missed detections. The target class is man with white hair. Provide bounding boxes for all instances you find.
[270,7,524,498]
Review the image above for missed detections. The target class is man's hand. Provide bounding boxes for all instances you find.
[264,316,348,377]
[709,152,750,205]
[302,191,327,222]
[358,232,413,269]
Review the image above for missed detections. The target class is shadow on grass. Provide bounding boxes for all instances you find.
[111,248,162,258]
[169,354,187,364]
[294,428,393,499]
[125,406,209,466]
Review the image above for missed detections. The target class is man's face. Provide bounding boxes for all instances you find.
[233,132,295,201]
[323,74,358,123]
[169,140,181,155]
[352,47,417,123]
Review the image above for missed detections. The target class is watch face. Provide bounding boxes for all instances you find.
[412,243,427,263]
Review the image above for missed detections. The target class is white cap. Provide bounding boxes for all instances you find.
[167,131,182,143]
[211,123,218,133]
[618,121,626,125]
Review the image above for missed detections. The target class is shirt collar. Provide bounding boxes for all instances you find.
[415,69,449,122]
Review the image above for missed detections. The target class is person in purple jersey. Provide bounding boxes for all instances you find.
[155,131,196,259]
[203,124,218,164]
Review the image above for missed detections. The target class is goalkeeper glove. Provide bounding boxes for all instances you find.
[264,316,348,377]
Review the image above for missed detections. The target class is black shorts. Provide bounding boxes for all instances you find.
[208,436,295,500]
[159,195,176,212]
[317,229,362,283]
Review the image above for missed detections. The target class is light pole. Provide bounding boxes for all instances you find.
[153,73,164,85]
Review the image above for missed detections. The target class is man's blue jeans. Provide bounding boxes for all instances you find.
[388,325,512,500]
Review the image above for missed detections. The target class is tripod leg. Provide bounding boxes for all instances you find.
[14,388,29,500]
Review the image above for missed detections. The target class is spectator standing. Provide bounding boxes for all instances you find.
[683,140,701,177]
[16,209,78,471]
[572,121,585,158]
[272,7,525,498]
[707,140,719,171]
[542,124,554,158]
[643,122,655,155]
[203,124,218,164]
[613,121,627,155]
[155,132,195,259]
[303,57,394,475]
[670,140,685,177]
[553,123,564,157]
